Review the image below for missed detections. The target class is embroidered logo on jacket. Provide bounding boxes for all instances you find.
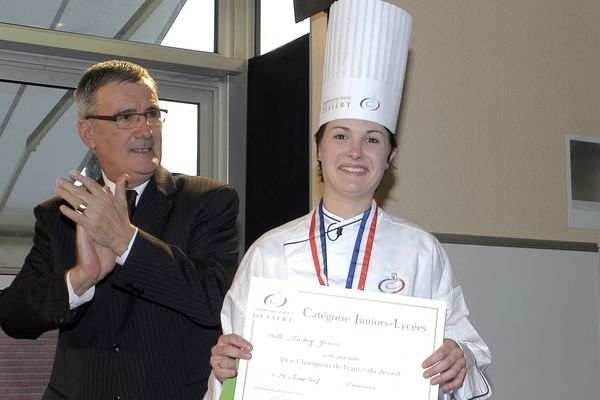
[378,272,405,293]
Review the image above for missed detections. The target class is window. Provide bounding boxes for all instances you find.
[259,0,309,55]
[0,0,217,53]
[161,0,216,52]
[160,100,199,176]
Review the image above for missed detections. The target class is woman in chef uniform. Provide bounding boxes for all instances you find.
[205,1,492,399]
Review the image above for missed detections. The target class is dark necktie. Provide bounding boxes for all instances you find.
[126,190,137,219]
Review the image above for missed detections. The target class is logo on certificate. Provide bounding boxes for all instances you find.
[378,272,406,293]
[263,293,287,308]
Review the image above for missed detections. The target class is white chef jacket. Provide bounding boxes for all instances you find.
[205,200,492,400]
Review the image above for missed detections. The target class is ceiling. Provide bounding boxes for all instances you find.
[0,0,192,236]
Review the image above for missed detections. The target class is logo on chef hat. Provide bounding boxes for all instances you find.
[360,97,381,111]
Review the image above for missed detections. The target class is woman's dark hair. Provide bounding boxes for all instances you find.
[313,122,398,180]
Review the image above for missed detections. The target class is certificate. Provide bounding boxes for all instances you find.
[233,277,446,400]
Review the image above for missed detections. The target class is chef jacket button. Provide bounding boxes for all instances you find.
[112,344,121,352]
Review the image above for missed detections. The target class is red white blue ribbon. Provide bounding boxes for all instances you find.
[309,199,378,290]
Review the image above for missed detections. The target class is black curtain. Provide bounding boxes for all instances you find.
[245,34,310,250]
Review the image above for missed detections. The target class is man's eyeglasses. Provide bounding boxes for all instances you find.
[85,109,168,129]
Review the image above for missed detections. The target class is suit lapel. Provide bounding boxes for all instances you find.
[131,167,175,236]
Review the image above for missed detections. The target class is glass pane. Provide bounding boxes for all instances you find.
[161,0,215,51]
[0,0,216,53]
[160,100,199,176]
[260,0,309,55]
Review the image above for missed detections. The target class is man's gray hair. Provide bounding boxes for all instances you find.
[74,60,157,117]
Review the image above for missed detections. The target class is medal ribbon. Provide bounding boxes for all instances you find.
[309,199,378,290]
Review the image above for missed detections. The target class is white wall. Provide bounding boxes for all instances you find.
[443,241,600,399]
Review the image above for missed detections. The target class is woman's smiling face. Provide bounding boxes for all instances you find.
[317,118,397,211]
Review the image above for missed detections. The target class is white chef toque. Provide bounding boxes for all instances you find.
[319,0,412,133]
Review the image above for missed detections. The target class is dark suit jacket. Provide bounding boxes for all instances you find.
[0,167,239,399]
